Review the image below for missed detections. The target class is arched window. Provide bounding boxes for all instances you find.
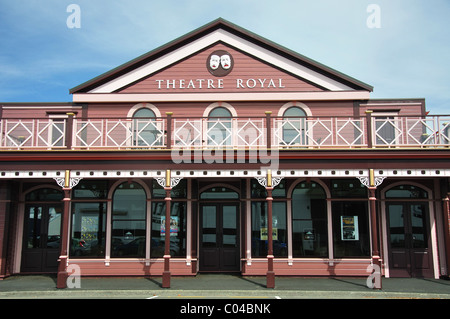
[200,186,239,199]
[111,182,146,257]
[292,181,328,257]
[207,107,232,146]
[132,108,160,147]
[385,185,428,199]
[283,106,307,145]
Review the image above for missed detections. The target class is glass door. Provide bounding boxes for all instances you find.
[386,202,433,277]
[22,204,62,273]
[199,203,239,272]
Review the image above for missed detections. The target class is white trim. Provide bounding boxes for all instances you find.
[88,29,354,93]
[186,179,192,266]
[73,91,370,103]
[2,106,82,110]
[14,184,64,274]
[106,179,151,265]
[288,178,333,262]
[380,181,440,279]
[277,102,312,117]
[1,168,448,181]
[198,182,241,195]
[203,102,237,118]
[127,103,162,118]
[245,178,252,265]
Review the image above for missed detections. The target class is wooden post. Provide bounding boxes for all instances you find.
[166,112,173,149]
[266,169,275,288]
[443,193,450,278]
[56,170,72,289]
[65,112,75,149]
[162,170,172,288]
[265,111,272,150]
[365,110,373,148]
[368,168,382,289]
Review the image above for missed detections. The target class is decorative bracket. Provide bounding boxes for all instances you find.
[53,170,82,189]
[255,170,283,188]
[155,176,183,188]
[357,169,386,188]
[54,177,83,189]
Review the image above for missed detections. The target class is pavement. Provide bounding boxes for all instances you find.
[0,274,449,299]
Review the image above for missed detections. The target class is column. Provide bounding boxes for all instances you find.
[56,170,72,289]
[265,111,272,149]
[265,169,275,288]
[443,193,450,278]
[255,171,283,288]
[155,172,182,288]
[365,110,373,148]
[368,169,382,289]
[0,181,11,278]
[165,112,173,149]
[162,169,172,288]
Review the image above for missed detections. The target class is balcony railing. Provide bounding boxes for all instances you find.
[1,114,449,150]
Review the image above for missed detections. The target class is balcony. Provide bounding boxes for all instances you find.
[0,114,449,151]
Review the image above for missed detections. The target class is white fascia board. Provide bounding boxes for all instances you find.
[73,91,370,103]
[89,29,353,93]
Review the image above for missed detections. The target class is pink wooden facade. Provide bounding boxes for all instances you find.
[0,19,449,288]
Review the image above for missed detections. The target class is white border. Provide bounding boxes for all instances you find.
[88,29,354,93]
[380,181,440,279]
[73,91,370,103]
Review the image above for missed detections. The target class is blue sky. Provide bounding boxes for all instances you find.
[0,0,449,114]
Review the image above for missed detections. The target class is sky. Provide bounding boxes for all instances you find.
[0,0,449,114]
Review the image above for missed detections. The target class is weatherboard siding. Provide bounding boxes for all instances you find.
[119,43,323,94]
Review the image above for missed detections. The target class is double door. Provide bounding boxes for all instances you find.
[386,202,433,277]
[21,204,62,273]
[199,203,240,272]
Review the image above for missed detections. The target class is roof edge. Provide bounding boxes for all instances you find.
[70,18,373,94]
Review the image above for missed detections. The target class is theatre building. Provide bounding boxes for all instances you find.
[0,19,449,288]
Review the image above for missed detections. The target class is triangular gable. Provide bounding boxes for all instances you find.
[70,18,372,95]
[119,43,324,93]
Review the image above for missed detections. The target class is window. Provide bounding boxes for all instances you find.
[292,182,328,257]
[150,201,186,258]
[207,107,232,146]
[25,188,63,201]
[332,202,370,257]
[71,180,108,258]
[111,182,146,257]
[283,107,307,145]
[251,201,287,257]
[70,203,106,257]
[200,186,238,199]
[385,185,428,199]
[331,179,367,198]
[132,108,161,147]
[373,113,399,146]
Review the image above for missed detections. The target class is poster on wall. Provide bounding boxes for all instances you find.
[260,227,278,240]
[81,216,99,242]
[160,216,179,237]
[341,216,359,241]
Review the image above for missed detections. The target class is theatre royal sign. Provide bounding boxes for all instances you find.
[154,50,286,90]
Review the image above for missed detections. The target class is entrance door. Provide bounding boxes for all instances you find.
[199,203,240,272]
[21,204,62,273]
[386,202,433,277]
